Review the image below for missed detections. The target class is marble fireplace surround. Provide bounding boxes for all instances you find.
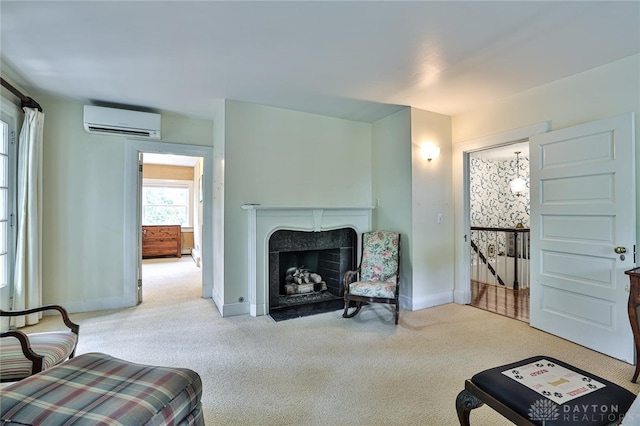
[242,205,374,317]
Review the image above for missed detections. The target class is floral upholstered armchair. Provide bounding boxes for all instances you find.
[343,230,401,324]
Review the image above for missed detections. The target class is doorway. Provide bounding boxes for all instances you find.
[140,152,203,303]
[123,140,214,308]
[452,122,549,308]
[455,115,636,362]
[467,142,530,322]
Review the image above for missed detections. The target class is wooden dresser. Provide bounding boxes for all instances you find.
[142,225,182,258]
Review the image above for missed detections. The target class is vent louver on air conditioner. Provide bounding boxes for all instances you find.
[83,105,161,139]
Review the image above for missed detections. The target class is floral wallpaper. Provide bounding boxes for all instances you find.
[469,155,530,229]
[469,154,530,286]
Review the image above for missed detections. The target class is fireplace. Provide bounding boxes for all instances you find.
[242,204,373,317]
[269,228,356,313]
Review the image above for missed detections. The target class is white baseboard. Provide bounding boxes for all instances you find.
[60,297,129,314]
[454,289,471,305]
[410,291,454,311]
[223,300,250,317]
[210,289,224,316]
[191,249,201,267]
[210,288,250,317]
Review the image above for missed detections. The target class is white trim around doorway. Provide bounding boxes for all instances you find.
[453,122,549,305]
[123,140,214,308]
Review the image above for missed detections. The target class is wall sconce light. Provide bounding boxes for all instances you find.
[420,144,440,161]
[509,151,527,196]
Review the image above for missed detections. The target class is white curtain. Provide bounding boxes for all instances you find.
[11,107,44,327]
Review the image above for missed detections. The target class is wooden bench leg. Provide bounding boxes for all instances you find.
[456,389,484,426]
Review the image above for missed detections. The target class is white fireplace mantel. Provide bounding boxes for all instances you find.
[242,204,374,316]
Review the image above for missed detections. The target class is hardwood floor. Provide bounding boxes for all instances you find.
[470,280,530,323]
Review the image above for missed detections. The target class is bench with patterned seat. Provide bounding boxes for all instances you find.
[1,304,79,382]
[456,355,636,426]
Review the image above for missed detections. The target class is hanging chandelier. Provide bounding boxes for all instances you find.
[509,151,527,196]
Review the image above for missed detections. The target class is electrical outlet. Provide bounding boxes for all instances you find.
[437,213,443,224]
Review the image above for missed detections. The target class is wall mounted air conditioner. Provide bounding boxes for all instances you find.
[83,105,161,139]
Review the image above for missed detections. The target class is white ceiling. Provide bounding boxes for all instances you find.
[1,1,638,123]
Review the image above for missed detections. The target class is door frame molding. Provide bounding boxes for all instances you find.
[453,122,549,304]
[123,140,214,307]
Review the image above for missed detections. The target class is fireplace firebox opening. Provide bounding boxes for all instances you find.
[269,228,356,313]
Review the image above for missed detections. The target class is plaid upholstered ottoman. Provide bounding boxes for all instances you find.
[0,352,203,425]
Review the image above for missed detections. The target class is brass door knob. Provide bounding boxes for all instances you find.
[614,246,627,254]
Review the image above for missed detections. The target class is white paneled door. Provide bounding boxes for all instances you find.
[530,113,636,362]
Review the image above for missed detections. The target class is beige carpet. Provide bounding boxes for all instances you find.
[21,257,640,425]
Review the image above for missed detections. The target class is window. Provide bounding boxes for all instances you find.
[142,180,192,226]
[0,106,17,292]
[0,120,9,288]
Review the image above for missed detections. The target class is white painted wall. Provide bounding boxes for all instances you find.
[371,109,413,306]
[35,93,213,312]
[221,100,372,315]
[410,108,454,310]
[453,54,639,142]
[370,107,454,311]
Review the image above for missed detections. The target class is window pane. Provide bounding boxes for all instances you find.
[0,118,12,290]
[0,155,6,188]
[143,187,188,205]
[0,254,6,288]
[0,222,5,253]
[143,206,187,225]
[0,121,7,155]
[0,189,5,221]
[142,185,189,226]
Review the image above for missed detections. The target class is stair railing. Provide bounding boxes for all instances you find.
[470,227,530,290]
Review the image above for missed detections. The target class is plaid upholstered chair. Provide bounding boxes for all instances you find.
[0,304,79,382]
[343,230,401,324]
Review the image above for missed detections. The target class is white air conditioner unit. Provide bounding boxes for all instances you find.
[83,105,161,139]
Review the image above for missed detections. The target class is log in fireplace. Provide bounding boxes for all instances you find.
[268,228,356,313]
